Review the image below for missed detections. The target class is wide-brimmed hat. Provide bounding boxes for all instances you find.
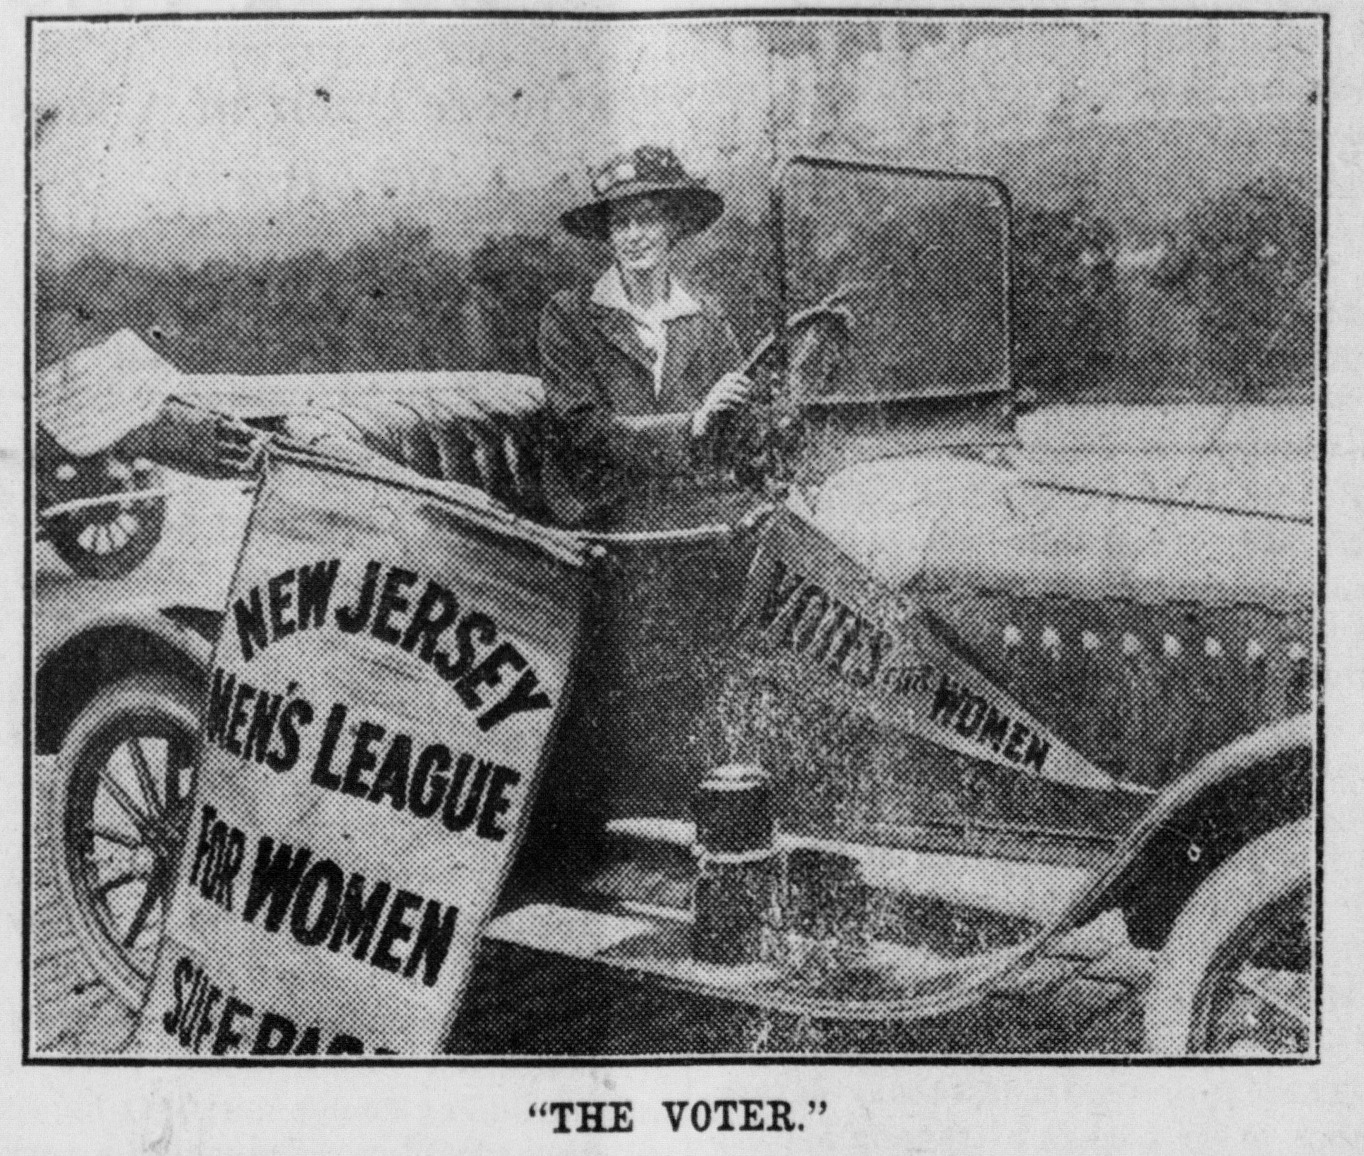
[559,145,725,243]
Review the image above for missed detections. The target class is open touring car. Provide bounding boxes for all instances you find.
[33,158,1317,1056]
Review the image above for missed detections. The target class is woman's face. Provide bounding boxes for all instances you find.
[608,195,675,276]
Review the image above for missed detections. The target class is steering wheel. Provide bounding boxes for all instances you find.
[718,287,860,484]
[739,285,862,384]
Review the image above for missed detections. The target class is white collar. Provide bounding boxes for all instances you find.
[590,264,702,325]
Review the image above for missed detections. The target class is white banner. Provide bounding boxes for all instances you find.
[739,503,1130,796]
[136,447,588,1056]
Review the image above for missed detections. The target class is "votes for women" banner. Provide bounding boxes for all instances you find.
[136,445,589,1057]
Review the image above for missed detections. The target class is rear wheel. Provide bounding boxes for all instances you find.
[1143,819,1313,1055]
[48,674,200,1010]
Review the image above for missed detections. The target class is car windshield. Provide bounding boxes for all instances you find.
[779,158,1010,402]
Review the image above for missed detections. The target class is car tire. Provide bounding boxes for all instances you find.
[1143,818,1313,1055]
[47,673,201,1011]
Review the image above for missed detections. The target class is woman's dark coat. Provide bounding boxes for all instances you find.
[538,281,744,528]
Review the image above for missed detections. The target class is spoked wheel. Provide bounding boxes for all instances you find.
[42,454,167,581]
[1188,886,1312,1055]
[1144,819,1314,1056]
[50,674,200,1010]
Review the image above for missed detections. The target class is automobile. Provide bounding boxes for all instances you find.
[32,157,1316,1056]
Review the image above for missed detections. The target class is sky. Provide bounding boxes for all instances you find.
[31,16,1319,260]
[33,21,768,235]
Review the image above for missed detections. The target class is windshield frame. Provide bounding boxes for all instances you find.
[769,154,1014,405]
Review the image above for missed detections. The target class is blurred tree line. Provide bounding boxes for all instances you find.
[1011,202,1124,392]
[36,177,1315,402]
[1152,176,1316,397]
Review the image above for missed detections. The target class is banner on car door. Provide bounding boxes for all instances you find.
[736,503,1128,795]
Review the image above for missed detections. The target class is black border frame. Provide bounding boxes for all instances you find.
[23,7,1329,1068]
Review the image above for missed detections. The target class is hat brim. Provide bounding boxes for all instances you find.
[560,183,725,243]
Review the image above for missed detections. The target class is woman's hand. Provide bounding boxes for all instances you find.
[121,399,260,479]
[691,372,753,438]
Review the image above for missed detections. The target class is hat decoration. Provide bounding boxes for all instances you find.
[559,145,725,243]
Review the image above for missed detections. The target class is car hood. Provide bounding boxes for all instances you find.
[811,456,1311,614]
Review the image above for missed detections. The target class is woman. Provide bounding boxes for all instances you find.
[539,145,754,529]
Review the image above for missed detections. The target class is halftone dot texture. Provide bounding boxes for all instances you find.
[32,16,1318,1058]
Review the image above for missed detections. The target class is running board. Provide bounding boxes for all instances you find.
[482,901,1036,1023]
[604,818,1092,927]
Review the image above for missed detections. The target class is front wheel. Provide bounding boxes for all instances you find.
[1143,819,1314,1055]
[47,674,201,1010]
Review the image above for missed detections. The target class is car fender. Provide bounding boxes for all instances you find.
[34,602,219,755]
[1045,713,1314,949]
